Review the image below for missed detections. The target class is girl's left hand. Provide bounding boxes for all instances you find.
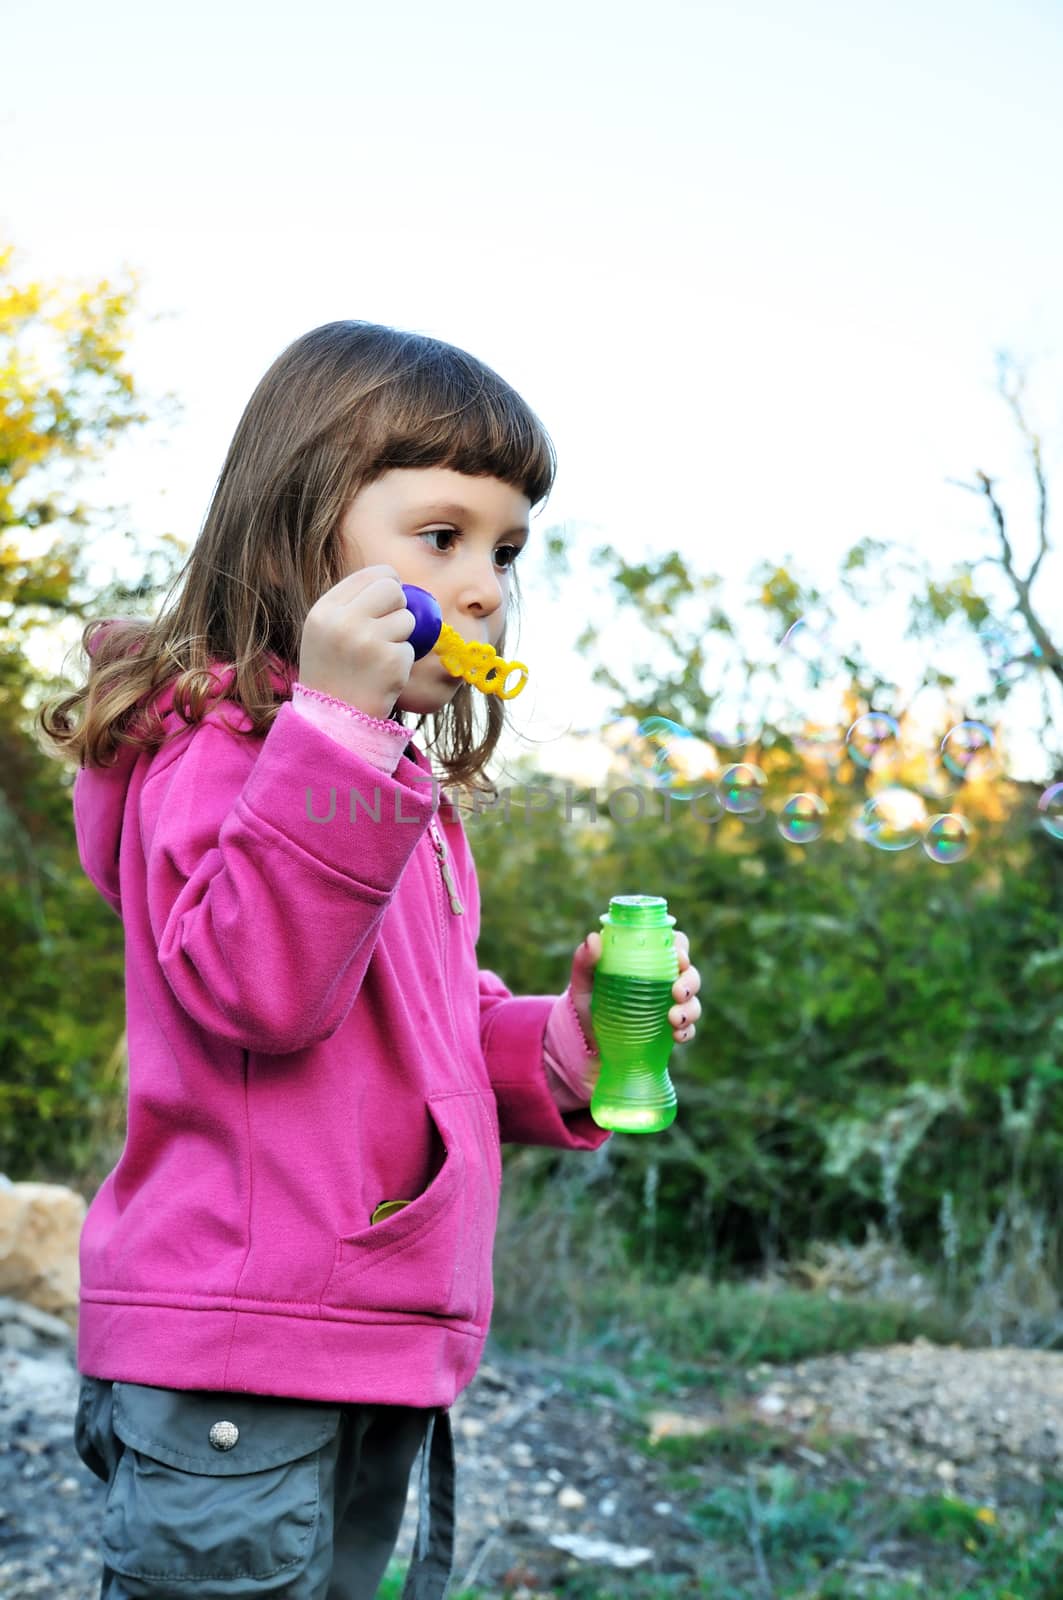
[568,929,702,1052]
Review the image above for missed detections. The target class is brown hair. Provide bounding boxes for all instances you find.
[36,320,556,800]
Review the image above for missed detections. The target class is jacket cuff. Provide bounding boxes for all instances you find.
[484,992,610,1150]
[542,987,600,1110]
[291,683,410,776]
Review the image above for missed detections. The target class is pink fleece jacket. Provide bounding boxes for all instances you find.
[72,640,608,1406]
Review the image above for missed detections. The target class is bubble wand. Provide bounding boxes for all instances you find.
[589,895,680,1133]
[401,584,529,699]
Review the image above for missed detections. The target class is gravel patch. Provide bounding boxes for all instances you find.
[2,1298,1060,1597]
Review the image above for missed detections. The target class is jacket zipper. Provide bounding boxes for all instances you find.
[428,817,464,916]
[427,815,464,1065]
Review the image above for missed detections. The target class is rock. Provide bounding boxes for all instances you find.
[0,1263,1061,1598]
[1,1320,38,1352]
[0,1181,84,1326]
[548,1533,654,1568]
[0,1297,76,1343]
[647,1409,718,1443]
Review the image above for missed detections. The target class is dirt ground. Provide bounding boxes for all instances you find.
[1,1296,1060,1598]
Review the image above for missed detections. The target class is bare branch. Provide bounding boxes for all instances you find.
[947,358,1062,695]
[976,470,1015,569]
[996,353,1050,585]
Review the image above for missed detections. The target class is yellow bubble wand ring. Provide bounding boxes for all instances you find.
[402,584,529,700]
[433,622,529,700]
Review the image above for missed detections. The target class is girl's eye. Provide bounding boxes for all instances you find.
[420,528,458,554]
[420,529,522,570]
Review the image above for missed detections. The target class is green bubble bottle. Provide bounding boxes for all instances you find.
[589,895,679,1133]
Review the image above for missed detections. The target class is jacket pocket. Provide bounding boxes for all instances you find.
[320,1090,501,1324]
[100,1380,340,1595]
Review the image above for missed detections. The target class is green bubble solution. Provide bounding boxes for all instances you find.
[589,895,679,1134]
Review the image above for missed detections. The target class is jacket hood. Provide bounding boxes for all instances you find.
[72,623,432,917]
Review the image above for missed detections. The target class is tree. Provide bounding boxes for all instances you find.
[909,352,1062,750]
[489,363,1062,1315]
[0,238,182,1180]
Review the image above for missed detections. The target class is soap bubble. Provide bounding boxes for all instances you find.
[793,724,844,766]
[778,617,815,650]
[777,793,828,844]
[778,616,834,688]
[981,623,1015,670]
[640,717,718,800]
[601,716,639,754]
[846,712,901,772]
[707,717,755,751]
[923,813,973,864]
[913,752,963,805]
[640,720,714,800]
[1038,782,1063,841]
[857,787,928,851]
[689,785,725,824]
[940,721,995,782]
[982,626,1044,693]
[720,763,767,817]
[609,716,718,800]
[600,716,649,776]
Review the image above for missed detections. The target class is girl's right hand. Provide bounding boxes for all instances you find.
[297,564,417,722]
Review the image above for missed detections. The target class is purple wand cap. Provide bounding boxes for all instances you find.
[401,584,443,660]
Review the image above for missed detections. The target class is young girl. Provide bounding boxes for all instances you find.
[41,320,702,1599]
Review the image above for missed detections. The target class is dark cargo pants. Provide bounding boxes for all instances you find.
[73,1375,455,1599]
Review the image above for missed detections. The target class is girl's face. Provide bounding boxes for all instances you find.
[337,466,532,715]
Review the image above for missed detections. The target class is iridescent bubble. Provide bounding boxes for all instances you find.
[940,721,995,781]
[778,616,833,689]
[777,793,828,844]
[981,624,1012,665]
[778,618,812,650]
[913,751,962,806]
[601,716,639,751]
[707,717,754,751]
[982,627,1047,692]
[923,813,973,864]
[1038,782,1063,841]
[846,712,901,771]
[858,787,928,851]
[720,763,767,816]
[611,716,719,800]
[793,724,844,766]
[690,785,725,824]
[641,717,718,800]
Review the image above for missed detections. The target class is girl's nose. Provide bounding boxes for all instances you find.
[456,555,505,618]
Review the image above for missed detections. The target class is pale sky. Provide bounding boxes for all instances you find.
[3,0,1062,785]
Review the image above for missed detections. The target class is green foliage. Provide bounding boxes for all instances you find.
[376,1566,482,1600]
[0,238,177,1181]
[0,237,1059,1370]
[488,476,1063,1319]
[489,1187,968,1364]
[471,762,1062,1301]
